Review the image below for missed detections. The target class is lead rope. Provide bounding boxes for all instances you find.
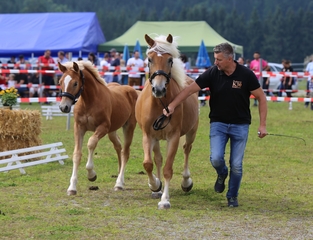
[152,98,172,131]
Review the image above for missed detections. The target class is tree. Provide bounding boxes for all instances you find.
[246,8,264,60]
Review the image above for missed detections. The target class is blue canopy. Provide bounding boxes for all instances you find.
[196,40,212,68]
[0,12,105,57]
[133,40,143,60]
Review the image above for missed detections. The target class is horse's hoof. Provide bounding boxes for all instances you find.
[114,186,124,191]
[181,182,193,192]
[151,191,162,199]
[150,181,162,193]
[67,190,77,196]
[88,175,97,182]
[158,201,171,210]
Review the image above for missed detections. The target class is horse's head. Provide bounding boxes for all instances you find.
[58,61,85,113]
[145,34,174,98]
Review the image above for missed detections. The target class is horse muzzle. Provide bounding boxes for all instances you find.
[59,100,73,113]
[152,85,167,98]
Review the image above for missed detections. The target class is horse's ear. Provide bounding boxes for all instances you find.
[58,62,67,73]
[73,62,80,73]
[166,34,173,44]
[145,34,155,47]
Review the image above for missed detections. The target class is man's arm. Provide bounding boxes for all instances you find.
[163,81,201,116]
[251,87,267,138]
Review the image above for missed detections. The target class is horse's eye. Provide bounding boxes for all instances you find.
[74,82,78,87]
[169,58,173,65]
[148,58,152,63]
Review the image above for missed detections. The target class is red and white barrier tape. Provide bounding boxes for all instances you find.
[17,96,313,103]
[1,68,313,78]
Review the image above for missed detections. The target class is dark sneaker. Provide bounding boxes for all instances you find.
[227,197,238,207]
[214,173,228,193]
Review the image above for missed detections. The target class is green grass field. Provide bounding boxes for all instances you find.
[0,98,313,239]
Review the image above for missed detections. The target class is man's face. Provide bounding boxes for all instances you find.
[253,53,260,60]
[214,52,231,71]
[134,51,140,59]
[45,51,51,58]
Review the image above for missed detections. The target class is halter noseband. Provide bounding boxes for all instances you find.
[149,70,171,85]
[60,70,85,104]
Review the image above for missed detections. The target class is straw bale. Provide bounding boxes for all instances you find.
[0,109,42,154]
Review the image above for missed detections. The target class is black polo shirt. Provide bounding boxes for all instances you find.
[195,62,260,124]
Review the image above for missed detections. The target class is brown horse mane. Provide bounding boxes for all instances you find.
[63,61,107,86]
[146,34,186,88]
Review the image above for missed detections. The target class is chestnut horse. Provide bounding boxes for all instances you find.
[58,61,138,195]
[135,34,199,209]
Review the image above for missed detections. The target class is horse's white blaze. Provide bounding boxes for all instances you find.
[64,75,72,92]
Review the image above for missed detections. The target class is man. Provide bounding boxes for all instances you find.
[250,51,268,106]
[163,43,267,207]
[37,50,55,98]
[127,50,144,86]
[55,51,69,81]
[108,48,120,83]
[56,51,69,64]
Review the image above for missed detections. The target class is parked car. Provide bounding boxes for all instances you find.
[267,62,298,95]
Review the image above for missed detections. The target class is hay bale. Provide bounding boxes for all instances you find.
[0,109,42,153]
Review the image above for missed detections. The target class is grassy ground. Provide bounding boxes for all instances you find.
[0,99,313,239]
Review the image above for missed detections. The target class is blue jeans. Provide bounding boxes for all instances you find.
[209,122,249,199]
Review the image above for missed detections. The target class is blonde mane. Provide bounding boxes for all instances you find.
[63,61,107,86]
[146,35,186,88]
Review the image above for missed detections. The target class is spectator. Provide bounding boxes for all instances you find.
[305,59,313,108]
[281,60,293,98]
[262,65,271,96]
[245,59,251,69]
[56,51,69,64]
[28,70,42,98]
[0,60,7,88]
[88,52,99,66]
[16,55,30,97]
[250,52,268,106]
[126,50,144,86]
[56,51,69,81]
[37,50,56,98]
[237,57,245,65]
[7,56,16,69]
[309,78,313,110]
[7,74,16,88]
[77,57,83,61]
[110,49,121,83]
[180,54,191,70]
[100,53,110,82]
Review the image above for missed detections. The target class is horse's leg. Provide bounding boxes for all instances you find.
[151,141,163,199]
[86,127,108,182]
[158,134,180,209]
[67,123,86,195]
[142,134,162,194]
[107,131,125,189]
[181,128,197,192]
